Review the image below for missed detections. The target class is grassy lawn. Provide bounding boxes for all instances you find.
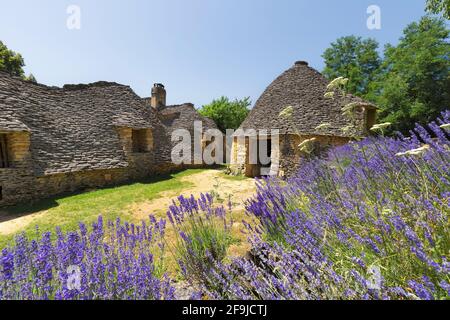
[0,169,206,248]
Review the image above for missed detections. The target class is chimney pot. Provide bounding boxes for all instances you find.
[295,61,308,66]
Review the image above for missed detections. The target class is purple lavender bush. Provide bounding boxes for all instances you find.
[0,216,175,300]
[1,113,449,300]
[195,112,450,300]
[167,194,234,285]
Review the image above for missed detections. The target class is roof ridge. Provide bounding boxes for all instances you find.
[62,81,129,91]
[0,70,132,92]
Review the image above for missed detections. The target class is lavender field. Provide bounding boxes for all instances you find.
[1,112,449,300]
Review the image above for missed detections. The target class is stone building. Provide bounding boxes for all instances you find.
[143,94,219,164]
[230,61,377,177]
[0,73,218,206]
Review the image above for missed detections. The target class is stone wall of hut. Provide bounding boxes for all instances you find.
[0,132,35,206]
[279,134,349,177]
[0,127,181,207]
[229,134,350,178]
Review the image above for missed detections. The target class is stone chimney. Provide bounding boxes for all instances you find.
[151,83,166,110]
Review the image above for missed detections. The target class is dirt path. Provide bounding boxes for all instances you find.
[0,210,48,236]
[129,169,257,265]
[129,169,256,220]
[0,169,256,237]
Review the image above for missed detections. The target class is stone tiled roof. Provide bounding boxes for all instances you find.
[0,110,30,132]
[238,61,376,137]
[141,99,219,133]
[0,71,162,176]
[158,103,219,132]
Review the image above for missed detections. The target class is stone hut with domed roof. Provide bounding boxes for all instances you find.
[230,61,377,178]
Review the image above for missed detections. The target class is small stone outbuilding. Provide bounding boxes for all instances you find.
[230,61,377,177]
[0,74,218,206]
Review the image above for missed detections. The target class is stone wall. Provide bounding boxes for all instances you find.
[0,72,218,208]
[0,126,177,207]
[229,134,350,178]
[34,168,130,200]
[0,132,35,206]
[229,136,246,175]
[279,134,349,177]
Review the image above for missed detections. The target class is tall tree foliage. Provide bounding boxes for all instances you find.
[0,41,25,77]
[0,41,36,82]
[426,0,450,19]
[323,16,449,134]
[198,96,251,133]
[367,16,450,133]
[322,36,381,96]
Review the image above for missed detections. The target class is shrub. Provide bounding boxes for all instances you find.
[167,194,234,285]
[198,96,251,133]
[0,216,174,300]
[200,111,450,300]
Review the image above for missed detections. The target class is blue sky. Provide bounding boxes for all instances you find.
[0,0,428,107]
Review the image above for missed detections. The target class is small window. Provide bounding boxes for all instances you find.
[132,129,152,153]
[0,134,10,168]
[366,108,377,131]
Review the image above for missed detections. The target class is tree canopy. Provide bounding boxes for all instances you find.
[0,41,25,77]
[198,96,251,133]
[323,16,449,134]
[0,41,36,82]
[322,36,381,97]
[367,16,450,133]
[426,0,450,19]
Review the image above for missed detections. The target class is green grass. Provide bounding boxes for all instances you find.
[0,169,206,248]
[219,172,251,181]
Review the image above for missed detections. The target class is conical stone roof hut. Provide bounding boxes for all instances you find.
[231,61,377,177]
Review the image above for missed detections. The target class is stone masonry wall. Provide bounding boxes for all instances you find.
[0,126,180,207]
[279,134,350,177]
[229,134,350,178]
[0,132,35,206]
[34,168,130,200]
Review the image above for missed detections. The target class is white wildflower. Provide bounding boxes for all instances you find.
[439,123,450,130]
[395,145,430,157]
[370,122,392,132]
[341,102,360,117]
[315,123,331,131]
[324,92,335,99]
[341,125,354,134]
[279,106,294,119]
[326,77,347,91]
[298,137,317,153]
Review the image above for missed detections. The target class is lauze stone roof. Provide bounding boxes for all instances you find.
[0,71,162,176]
[238,61,376,137]
[156,103,218,133]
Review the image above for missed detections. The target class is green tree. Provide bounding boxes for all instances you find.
[426,0,450,19]
[0,41,25,77]
[322,36,381,96]
[25,73,37,83]
[367,16,450,133]
[199,96,251,133]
